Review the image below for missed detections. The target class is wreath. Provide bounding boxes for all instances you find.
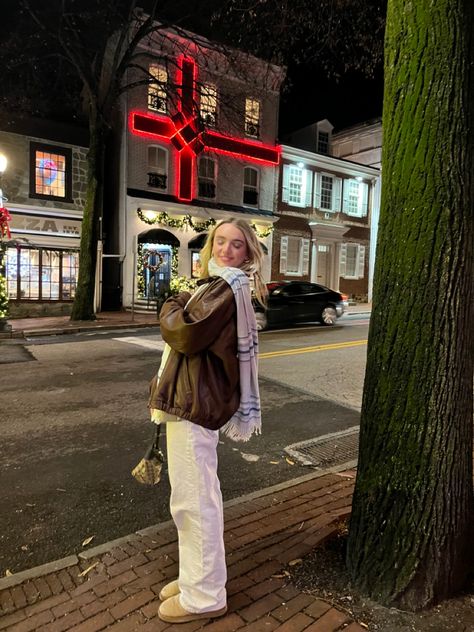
[143,250,164,272]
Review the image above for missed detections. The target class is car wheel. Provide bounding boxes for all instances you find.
[255,311,267,331]
[320,306,337,326]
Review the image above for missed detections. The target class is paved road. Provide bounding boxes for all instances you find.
[0,316,368,575]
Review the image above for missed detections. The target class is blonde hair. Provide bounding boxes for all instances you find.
[199,218,268,306]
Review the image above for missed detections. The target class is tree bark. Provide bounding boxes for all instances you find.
[347,0,474,610]
[70,116,105,321]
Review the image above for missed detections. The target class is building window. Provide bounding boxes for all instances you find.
[148,64,168,113]
[320,175,333,209]
[199,83,217,127]
[245,97,260,138]
[282,164,313,208]
[342,179,369,217]
[147,146,168,190]
[243,167,259,206]
[198,157,216,198]
[340,243,366,279]
[314,173,342,212]
[30,143,72,201]
[279,236,310,276]
[317,131,329,155]
[6,247,79,300]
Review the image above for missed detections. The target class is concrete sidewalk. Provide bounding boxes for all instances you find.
[2,304,371,340]
[0,470,365,632]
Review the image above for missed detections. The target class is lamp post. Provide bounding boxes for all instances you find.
[0,152,12,332]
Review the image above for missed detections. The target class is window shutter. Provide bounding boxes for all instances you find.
[302,238,310,274]
[280,236,288,273]
[333,177,342,212]
[342,180,349,214]
[360,182,369,217]
[314,172,321,208]
[339,243,347,278]
[282,166,290,203]
[357,245,366,278]
[304,170,313,207]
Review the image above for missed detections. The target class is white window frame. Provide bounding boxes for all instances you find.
[147,145,168,191]
[199,83,218,127]
[339,243,366,279]
[314,172,342,212]
[245,97,260,138]
[148,64,168,113]
[282,164,313,208]
[342,178,369,217]
[243,166,259,207]
[279,236,310,276]
[198,157,217,199]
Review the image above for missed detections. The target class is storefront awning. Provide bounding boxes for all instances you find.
[187,233,208,249]
[138,228,180,246]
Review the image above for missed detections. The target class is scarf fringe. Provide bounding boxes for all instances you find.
[221,419,262,442]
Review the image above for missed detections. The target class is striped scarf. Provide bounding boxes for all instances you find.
[208,258,262,442]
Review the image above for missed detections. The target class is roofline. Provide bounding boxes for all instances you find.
[281,144,380,177]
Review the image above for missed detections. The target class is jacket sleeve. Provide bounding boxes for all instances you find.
[159,280,236,355]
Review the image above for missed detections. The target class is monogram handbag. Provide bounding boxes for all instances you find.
[131,424,164,485]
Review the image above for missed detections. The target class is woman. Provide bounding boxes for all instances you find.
[149,218,267,624]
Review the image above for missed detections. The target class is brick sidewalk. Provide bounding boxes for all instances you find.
[0,471,365,632]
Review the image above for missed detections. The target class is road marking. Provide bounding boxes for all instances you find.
[112,336,165,351]
[259,339,367,359]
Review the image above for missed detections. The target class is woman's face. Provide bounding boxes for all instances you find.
[212,223,248,269]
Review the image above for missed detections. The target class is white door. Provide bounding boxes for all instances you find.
[316,244,331,287]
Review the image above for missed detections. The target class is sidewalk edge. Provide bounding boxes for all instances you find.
[0,461,356,590]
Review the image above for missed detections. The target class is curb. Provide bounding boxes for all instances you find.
[6,321,160,339]
[0,464,356,591]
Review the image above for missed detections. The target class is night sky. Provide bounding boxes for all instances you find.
[279,63,384,137]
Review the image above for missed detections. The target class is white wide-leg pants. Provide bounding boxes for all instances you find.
[166,420,227,613]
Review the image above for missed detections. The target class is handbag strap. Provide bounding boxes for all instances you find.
[152,423,162,451]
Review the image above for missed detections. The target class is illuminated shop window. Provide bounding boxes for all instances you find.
[30,142,72,201]
[5,247,79,300]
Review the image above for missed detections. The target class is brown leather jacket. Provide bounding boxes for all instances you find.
[148,277,240,430]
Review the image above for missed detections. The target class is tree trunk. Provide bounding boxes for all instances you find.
[347,0,474,610]
[70,116,105,321]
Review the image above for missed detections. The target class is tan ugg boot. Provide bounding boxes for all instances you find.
[158,595,227,623]
[158,579,180,601]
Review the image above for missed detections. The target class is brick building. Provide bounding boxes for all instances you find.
[0,119,88,317]
[112,27,284,311]
[272,132,380,301]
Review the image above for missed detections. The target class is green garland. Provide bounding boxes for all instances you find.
[0,273,8,320]
[137,209,214,233]
[136,208,273,238]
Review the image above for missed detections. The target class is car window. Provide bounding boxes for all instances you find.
[309,284,328,293]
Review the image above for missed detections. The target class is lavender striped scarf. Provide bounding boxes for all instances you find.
[208,258,262,441]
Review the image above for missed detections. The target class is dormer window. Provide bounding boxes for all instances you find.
[148,64,168,113]
[200,83,217,127]
[317,131,329,155]
[245,98,260,138]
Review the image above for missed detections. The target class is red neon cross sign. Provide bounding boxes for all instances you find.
[130,56,280,201]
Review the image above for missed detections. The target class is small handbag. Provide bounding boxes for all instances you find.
[131,424,164,485]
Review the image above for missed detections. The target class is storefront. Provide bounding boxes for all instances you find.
[5,207,82,317]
